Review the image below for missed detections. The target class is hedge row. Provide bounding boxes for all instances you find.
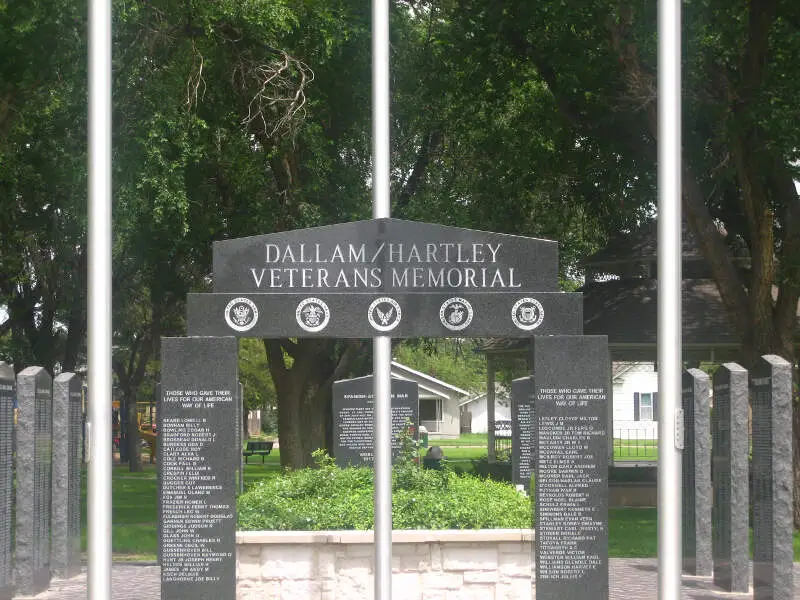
[237,453,531,531]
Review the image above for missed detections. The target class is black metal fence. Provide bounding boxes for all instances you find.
[613,428,658,460]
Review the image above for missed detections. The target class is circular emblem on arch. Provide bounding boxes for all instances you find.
[224,297,259,332]
[439,297,474,331]
[511,297,544,331]
[368,297,402,332]
[296,297,331,333]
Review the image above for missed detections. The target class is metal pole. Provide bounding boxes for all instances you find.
[486,357,496,462]
[87,0,113,597]
[657,0,683,598]
[372,0,392,598]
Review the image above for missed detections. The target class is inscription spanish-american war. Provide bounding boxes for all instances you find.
[332,376,419,467]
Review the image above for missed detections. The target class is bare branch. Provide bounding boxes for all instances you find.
[185,41,207,111]
[237,49,315,139]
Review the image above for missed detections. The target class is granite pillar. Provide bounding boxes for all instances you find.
[682,368,712,576]
[237,381,244,494]
[511,376,535,489]
[751,355,793,600]
[0,363,14,600]
[159,337,238,600]
[51,373,83,578]
[533,336,609,600]
[711,363,749,593]
[14,366,52,595]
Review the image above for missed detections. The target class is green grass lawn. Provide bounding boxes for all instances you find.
[91,453,799,562]
[431,433,488,447]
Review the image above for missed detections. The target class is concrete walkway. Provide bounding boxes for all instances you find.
[12,560,800,599]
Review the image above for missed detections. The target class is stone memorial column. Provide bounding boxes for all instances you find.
[751,355,793,600]
[533,336,609,600]
[159,337,239,600]
[237,381,244,494]
[14,366,53,595]
[511,376,535,489]
[681,368,711,576]
[51,373,83,578]
[711,362,749,593]
[0,363,14,600]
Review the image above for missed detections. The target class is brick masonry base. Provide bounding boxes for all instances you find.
[236,529,534,600]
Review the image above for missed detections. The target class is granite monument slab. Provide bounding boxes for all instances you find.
[51,373,83,578]
[332,376,418,467]
[711,362,749,593]
[0,363,13,600]
[14,366,52,595]
[751,355,793,600]
[237,381,244,494]
[682,368,712,576]
[159,337,238,600]
[511,376,535,489]
[533,336,609,600]
[212,218,560,294]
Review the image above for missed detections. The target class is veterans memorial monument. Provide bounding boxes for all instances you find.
[161,217,608,599]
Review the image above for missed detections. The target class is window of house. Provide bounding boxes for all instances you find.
[639,392,653,421]
[419,398,441,422]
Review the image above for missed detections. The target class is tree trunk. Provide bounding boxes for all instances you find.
[275,376,330,470]
[265,338,367,469]
[125,392,142,473]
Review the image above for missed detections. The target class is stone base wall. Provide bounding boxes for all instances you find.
[237,529,533,600]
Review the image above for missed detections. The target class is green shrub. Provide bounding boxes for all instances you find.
[470,455,512,482]
[237,450,531,531]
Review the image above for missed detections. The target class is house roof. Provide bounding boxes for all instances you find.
[585,220,704,266]
[390,361,470,400]
[458,385,510,407]
[582,278,740,346]
[480,278,766,363]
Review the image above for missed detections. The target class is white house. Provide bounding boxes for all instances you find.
[612,362,659,441]
[457,386,511,434]
[390,361,470,439]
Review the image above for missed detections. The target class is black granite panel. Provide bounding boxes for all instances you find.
[751,355,793,600]
[511,376,535,488]
[0,363,13,600]
[212,218,559,294]
[51,373,83,578]
[682,368,712,576]
[14,366,52,595]
[533,336,609,600]
[332,376,418,467]
[186,291,581,339]
[237,381,244,495]
[159,337,238,600]
[711,363,749,592]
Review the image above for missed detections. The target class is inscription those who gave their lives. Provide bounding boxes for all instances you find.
[161,389,234,584]
[537,388,606,581]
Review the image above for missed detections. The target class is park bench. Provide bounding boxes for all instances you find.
[243,440,274,463]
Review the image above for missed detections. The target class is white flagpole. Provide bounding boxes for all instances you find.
[657,0,683,597]
[87,0,113,597]
[372,0,392,598]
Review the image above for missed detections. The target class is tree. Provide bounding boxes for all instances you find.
[0,0,88,373]
[436,0,800,522]
[239,338,278,436]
